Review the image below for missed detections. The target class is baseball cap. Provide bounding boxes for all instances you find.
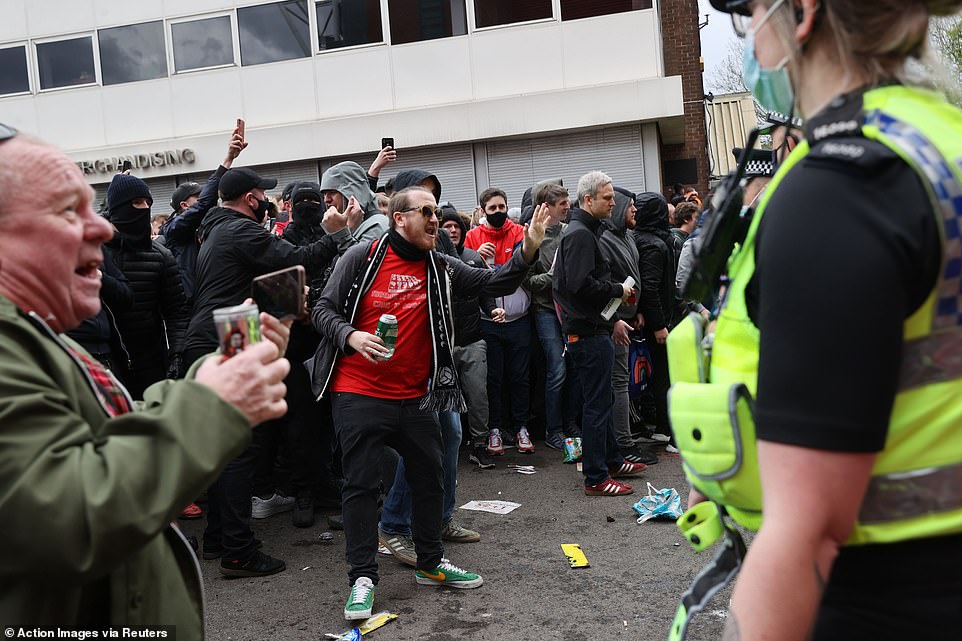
[281,181,302,202]
[170,182,203,211]
[219,167,278,200]
[709,0,750,15]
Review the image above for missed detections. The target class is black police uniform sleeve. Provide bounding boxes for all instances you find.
[751,138,940,452]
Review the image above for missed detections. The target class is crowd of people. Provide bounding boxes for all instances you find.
[1,112,716,622]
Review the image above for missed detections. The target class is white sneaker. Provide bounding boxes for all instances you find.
[665,444,680,454]
[486,429,505,455]
[251,492,295,519]
[516,428,534,453]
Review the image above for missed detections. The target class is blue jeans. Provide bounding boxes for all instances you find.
[534,311,581,435]
[481,317,531,431]
[380,410,462,535]
[566,334,624,486]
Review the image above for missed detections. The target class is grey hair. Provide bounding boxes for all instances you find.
[577,171,612,205]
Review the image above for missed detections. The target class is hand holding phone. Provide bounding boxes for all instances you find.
[381,137,394,150]
[251,265,306,321]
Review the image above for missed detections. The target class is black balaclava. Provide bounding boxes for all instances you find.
[111,203,152,247]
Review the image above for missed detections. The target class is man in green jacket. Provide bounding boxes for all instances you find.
[0,127,291,634]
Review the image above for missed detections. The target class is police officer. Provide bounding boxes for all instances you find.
[672,1,962,639]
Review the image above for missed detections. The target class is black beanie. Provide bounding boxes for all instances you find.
[107,174,153,210]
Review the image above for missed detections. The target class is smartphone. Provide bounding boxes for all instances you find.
[381,137,394,150]
[237,118,246,139]
[121,160,132,172]
[251,265,305,321]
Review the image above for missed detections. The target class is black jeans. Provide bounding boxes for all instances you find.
[481,317,531,432]
[332,392,444,585]
[184,346,261,560]
[565,334,623,486]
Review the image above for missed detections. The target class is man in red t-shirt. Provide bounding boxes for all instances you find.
[311,186,549,620]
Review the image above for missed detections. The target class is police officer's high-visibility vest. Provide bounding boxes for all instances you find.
[665,83,962,641]
[670,82,962,545]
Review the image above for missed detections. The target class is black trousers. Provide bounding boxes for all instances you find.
[331,392,444,585]
[184,346,260,560]
[643,327,671,435]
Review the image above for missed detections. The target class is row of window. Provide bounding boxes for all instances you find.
[0,0,652,97]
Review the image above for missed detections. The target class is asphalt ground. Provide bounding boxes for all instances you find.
[180,443,731,641]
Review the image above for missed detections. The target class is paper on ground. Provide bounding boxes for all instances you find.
[459,500,521,515]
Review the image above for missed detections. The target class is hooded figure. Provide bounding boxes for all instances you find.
[633,192,682,332]
[598,187,642,323]
[320,161,389,244]
[104,174,190,397]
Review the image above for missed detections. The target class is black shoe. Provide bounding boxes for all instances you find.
[328,513,344,530]
[292,492,315,528]
[565,424,582,439]
[202,538,263,561]
[219,550,286,578]
[620,446,658,466]
[468,445,496,469]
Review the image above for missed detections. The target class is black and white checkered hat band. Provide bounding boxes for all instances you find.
[745,159,775,177]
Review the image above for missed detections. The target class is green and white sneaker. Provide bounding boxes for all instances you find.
[415,558,484,589]
[344,577,375,620]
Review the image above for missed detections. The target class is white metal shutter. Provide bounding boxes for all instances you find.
[485,125,646,205]
[143,176,178,215]
[321,143,477,212]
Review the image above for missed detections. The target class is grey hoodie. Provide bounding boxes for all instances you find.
[599,187,642,321]
[320,161,389,245]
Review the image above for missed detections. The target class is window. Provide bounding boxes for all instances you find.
[98,21,168,85]
[561,0,651,21]
[473,0,552,28]
[388,0,467,44]
[316,0,383,51]
[0,46,30,95]
[237,0,311,66]
[171,16,235,71]
[36,36,96,90]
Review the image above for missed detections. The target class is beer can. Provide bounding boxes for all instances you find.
[374,314,398,359]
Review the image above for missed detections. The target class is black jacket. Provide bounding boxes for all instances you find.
[186,206,351,353]
[552,208,624,336]
[105,235,190,370]
[633,193,685,332]
[67,245,134,377]
[158,166,226,304]
[308,237,535,398]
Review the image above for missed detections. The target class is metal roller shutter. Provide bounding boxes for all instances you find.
[143,176,178,215]
[321,143,477,212]
[485,125,646,206]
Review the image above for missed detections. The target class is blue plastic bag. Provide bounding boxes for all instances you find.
[632,483,683,524]
[628,335,652,398]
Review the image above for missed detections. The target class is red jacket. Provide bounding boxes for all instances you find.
[464,220,530,321]
[464,220,524,267]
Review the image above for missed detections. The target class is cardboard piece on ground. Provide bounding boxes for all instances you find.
[561,543,590,568]
[459,500,521,515]
[325,612,398,639]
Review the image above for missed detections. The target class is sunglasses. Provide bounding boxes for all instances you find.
[0,123,17,143]
[399,204,441,218]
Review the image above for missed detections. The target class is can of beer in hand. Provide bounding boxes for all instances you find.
[375,314,398,360]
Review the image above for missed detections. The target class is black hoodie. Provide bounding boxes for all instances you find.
[633,193,685,332]
[390,168,459,257]
[441,210,495,346]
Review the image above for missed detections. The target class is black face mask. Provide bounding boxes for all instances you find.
[486,211,508,229]
[110,202,151,242]
[293,201,323,226]
[252,197,271,224]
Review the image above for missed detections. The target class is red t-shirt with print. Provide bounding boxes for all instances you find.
[331,246,432,399]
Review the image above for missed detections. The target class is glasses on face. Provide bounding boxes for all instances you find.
[0,123,18,143]
[731,11,752,37]
[732,0,784,38]
[400,204,441,219]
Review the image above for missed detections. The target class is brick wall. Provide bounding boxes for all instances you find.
[659,0,710,197]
